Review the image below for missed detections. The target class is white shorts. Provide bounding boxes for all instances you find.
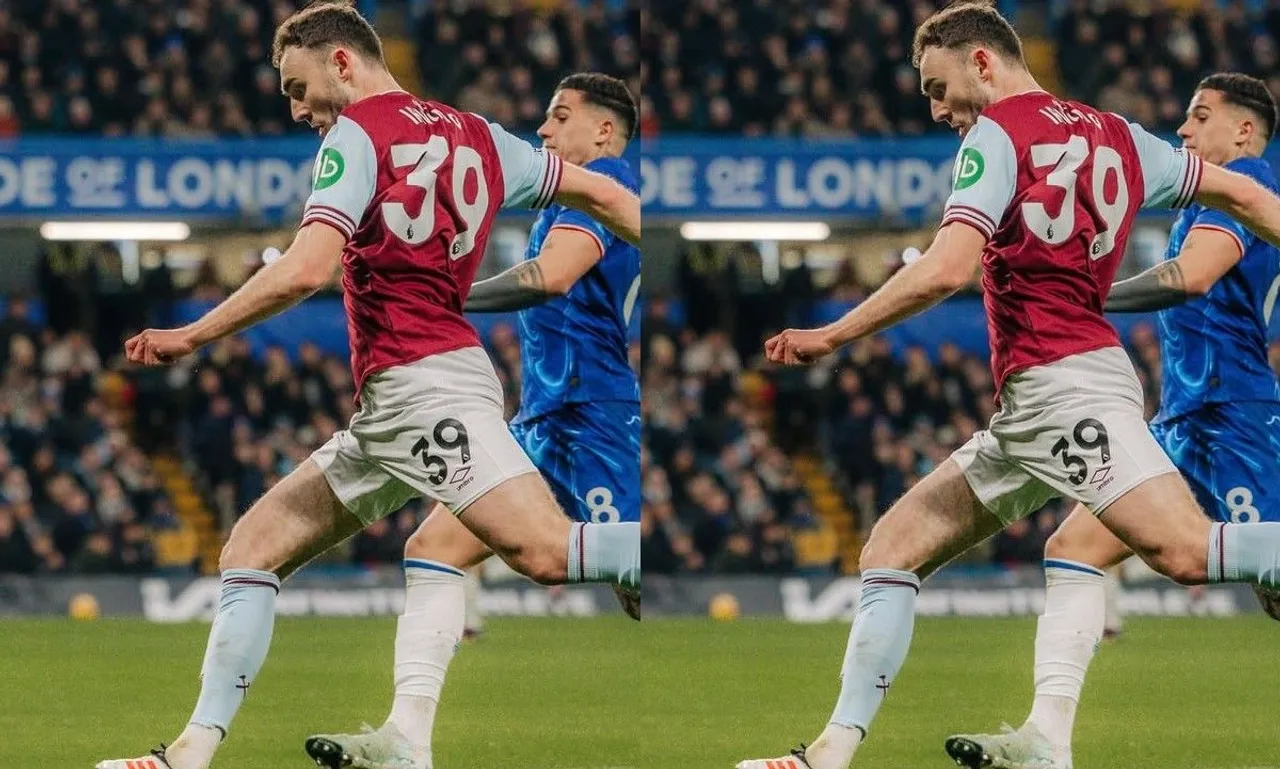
[951,346,1177,524]
[311,346,537,525]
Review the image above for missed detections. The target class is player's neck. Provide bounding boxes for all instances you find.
[992,73,1047,103]
[352,73,406,102]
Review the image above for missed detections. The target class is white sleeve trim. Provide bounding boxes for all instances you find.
[1172,153,1204,209]
[532,153,564,209]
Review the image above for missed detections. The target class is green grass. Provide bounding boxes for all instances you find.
[0,616,1275,768]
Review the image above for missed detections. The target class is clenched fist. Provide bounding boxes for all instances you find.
[764,328,835,365]
[125,328,196,366]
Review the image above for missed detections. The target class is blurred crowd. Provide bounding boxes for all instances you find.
[643,297,832,575]
[0,0,638,139]
[0,298,177,574]
[1055,0,1280,132]
[642,0,938,138]
[642,0,1280,139]
[413,0,640,134]
[0,0,308,138]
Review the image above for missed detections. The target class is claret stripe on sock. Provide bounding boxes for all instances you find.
[862,577,920,593]
[222,577,280,594]
[576,523,586,580]
[1217,523,1226,581]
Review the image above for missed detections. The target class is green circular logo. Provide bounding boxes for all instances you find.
[314,148,345,190]
[954,148,985,191]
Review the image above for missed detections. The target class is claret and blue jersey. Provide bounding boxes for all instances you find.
[1149,154,1280,524]
[508,155,641,524]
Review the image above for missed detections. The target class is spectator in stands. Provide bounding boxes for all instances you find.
[413,0,638,134]
[1055,0,1280,132]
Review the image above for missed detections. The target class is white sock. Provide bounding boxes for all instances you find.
[164,724,222,769]
[566,522,639,587]
[817,568,920,769]
[171,568,280,769]
[463,566,484,634]
[1025,559,1105,757]
[1102,567,1123,634]
[804,723,864,769]
[386,559,466,755]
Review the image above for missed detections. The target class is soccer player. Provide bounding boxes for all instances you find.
[739,5,1280,769]
[302,72,642,769]
[945,72,1280,769]
[96,5,641,769]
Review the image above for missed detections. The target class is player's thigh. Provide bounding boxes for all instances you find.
[1097,470,1213,584]
[457,471,576,584]
[220,457,366,579]
[1044,502,1133,570]
[1155,403,1280,524]
[404,501,493,570]
[860,455,1006,579]
[512,401,640,523]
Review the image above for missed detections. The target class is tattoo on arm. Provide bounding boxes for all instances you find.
[1105,260,1191,313]
[464,260,557,313]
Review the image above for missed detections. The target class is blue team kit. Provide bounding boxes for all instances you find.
[509,155,641,523]
[1151,155,1280,523]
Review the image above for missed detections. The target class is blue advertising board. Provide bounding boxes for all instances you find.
[0,137,640,226]
[643,136,1280,223]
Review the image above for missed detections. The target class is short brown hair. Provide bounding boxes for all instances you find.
[272,1,385,68]
[911,2,1025,68]
[557,73,639,141]
[1198,72,1279,140]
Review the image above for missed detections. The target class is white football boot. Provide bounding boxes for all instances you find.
[735,744,814,769]
[304,723,428,769]
[944,722,1071,769]
[95,745,176,769]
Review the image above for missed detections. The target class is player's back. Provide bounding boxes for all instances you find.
[515,155,641,423]
[945,92,1201,392]
[1156,155,1280,422]
[302,92,561,394]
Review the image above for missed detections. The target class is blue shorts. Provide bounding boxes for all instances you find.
[1150,401,1280,523]
[509,401,639,523]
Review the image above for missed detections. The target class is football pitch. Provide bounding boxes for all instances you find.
[0,615,1275,768]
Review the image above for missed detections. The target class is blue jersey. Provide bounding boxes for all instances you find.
[513,155,641,424]
[1154,155,1280,424]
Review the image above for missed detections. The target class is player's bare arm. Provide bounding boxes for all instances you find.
[465,228,602,312]
[1195,162,1280,248]
[1105,228,1243,312]
[765,222,983,365]
[553,163,640,246]
[125,223,342,365]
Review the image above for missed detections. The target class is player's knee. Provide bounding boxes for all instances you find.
[403,525,446,563]
[1043,526,1081,562]
[1145,545,1208,586]
[858,530,908,572]
[507,545,568,586]
[218,530,268,573]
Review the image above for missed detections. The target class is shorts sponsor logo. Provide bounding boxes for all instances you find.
[1090,465,1113,491]
[450,465,474,491]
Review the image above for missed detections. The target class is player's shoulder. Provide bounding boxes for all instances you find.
[338,92,493,145]
[583,155,639,193]
[1224,155,1279,190]
[980,92,1132,149]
